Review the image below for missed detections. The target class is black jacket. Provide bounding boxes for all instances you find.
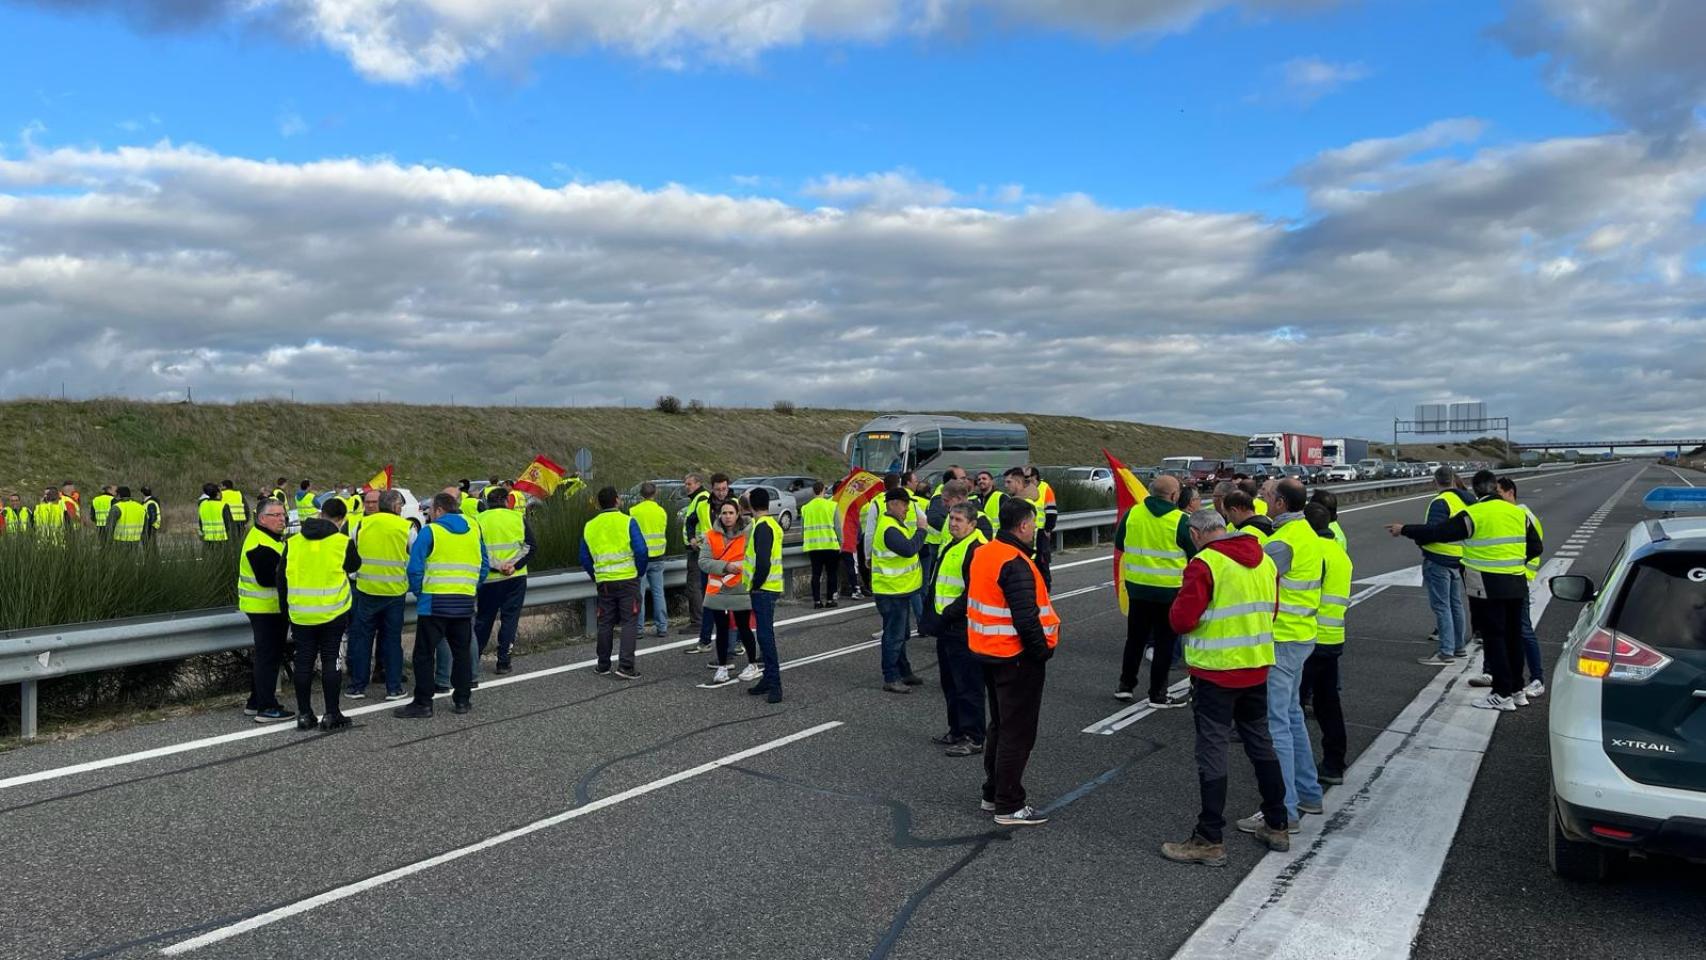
[245,525,285,589]
[1399,509,1541,601]
[276,518,362,617]
[976,531,1054,663]
[748,517,779,593]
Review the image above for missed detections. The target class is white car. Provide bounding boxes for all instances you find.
[1323,465,1359,482]
[1062,466,1115,493]
[288,486,424,536]
[1545,486,1706,881]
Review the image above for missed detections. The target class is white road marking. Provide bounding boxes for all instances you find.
[1170,469,1641,960]
[160,721,844,954]
[1667,467,1698,487]
[1354,565,1423,588]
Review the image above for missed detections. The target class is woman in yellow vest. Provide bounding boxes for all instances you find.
[698,500,763,687]
[239,499,295,723]
[278,497,362,731]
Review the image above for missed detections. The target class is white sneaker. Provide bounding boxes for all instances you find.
[738,663,763,682]
[1524,679,1546,698]
[1471,692,1516,712]
[1467,673,1494,687]
[1512,691,1530,707]
[710,666,731,684]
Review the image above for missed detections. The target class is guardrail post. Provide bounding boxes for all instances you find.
[20,679,38,740]
[582,597,598,640]
[1090,526,1100,547]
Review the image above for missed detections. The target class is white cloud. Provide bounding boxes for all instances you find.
[1278,56,1369,104]
[25,0,1347,83]
[277,109,308,137]
[1,127,1702,438]
[1495,0,1706,133]
[803,168,957,207]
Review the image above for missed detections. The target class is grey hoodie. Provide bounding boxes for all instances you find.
[699,520,754,612]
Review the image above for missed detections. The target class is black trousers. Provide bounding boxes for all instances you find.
[1119,598,1178,701]
[1469,595,1526,697]
[1302,644,1347,775]
[982,657,1047,812]
[414,614,473,706]
[808,550,840,603]
[937,626,986,742]
[684,548,704,628]
[291,614,348,717]
[246,612,288,712]
[712,608,758,666]
[1191,676,1288,844]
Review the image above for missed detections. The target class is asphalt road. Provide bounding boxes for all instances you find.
[2,461,1698,960]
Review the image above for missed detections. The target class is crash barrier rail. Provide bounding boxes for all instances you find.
[0,463,1593,740]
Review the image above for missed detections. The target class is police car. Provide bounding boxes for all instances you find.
[1546,486,1706,880]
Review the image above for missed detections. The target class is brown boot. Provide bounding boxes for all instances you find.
[1160,835,1228,867]
[1254,821,1292,852]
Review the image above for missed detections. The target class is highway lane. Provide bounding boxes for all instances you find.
[1,461,1686,960]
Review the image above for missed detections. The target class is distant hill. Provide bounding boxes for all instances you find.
[0,400,1244,510]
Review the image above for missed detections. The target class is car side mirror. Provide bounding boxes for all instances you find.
[1549,575,1596,603]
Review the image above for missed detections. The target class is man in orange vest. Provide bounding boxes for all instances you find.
[967,497,1061,827]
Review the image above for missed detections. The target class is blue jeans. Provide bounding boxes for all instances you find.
[1521,592,1543,683]
[751,591,781,690]
[876,592,915,683]
[1423,559,1468,657]
[641,563,667,634]
[346,591,405,694]
[1268,639,1323,820]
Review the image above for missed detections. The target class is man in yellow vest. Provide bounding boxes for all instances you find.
[346,488,414,701]
[239,499,295,723]
[743,486,786,703]
[220,479,248,531]
[1004,467,1054,586]
[1412,467,1474,665]
[91,485,116,542]
[1220,489,1272,541]
[458,479,482,517]
[927,501,989,757]
[33,488,69,544]
[3,492,31,537]
[1115,473,1195,708]
[630,482,671,636]
[801,480,841,608]
[1160,508,1290,865]
[1488,476,1546,700]
[580,485,649,680]
[1302,502,1353,784]
[396,492,490,718]
[103,486,148,546]
[277,497,361,731]
[476,486,535,677]
[873,488,929,694]
[295,480,318,522]
[140,487,162,542]
[272,478,289,503]
[197,482,233,551]
[678,472,713,642]
[1389,470,1541,711]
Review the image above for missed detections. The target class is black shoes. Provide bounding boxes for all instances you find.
[296,713,319,731]
[901,674,924,686]
[813,601,825,609]
[452,702,472,715]
[747,682,773,696]
[930,731,960,745]
[319,713,352,731]
[825,600,839,608]
[434,685,452,694]
[393,703,434,719]
[494,662,514,676]
[613,666,640,680]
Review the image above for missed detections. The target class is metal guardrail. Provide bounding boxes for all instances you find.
[0,466,1591,740]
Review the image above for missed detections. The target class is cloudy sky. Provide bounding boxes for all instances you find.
[1,0,1703,442]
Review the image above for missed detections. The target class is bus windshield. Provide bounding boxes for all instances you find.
[850,432,906,473]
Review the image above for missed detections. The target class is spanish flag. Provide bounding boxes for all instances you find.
[513,455,568,500]
[831,468,885,552]
[363,465,394,492]
[1104,449,1146,616]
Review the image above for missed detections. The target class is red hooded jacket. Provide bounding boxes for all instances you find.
[1169,532,1277,688]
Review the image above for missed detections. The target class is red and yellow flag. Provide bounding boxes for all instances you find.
[513,455,568,500]
[831,468,885,552]
[1104,448,1146,616]
[362,465,394,491]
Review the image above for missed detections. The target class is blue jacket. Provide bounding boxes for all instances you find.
[579,512,651,582]
[1420,488,1475,569]
[407,513,491,617]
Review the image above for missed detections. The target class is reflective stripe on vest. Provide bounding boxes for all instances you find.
[1462,499,1529,575]
[355,512,412,596]
[112,500,146,543]
[1269,519,1323,643]
[2,507,28,533]
[1183,547,1277,670]
[222,489,248,523]
[424,522,483,595]
[32,503,65,542]
[1121,506,1188,588]
[92,494,114,526]
[479,507,529,582]
[1316,535,1353,645]
[629,499,669,559]
[584,510,639,582]
[704,527,748,596]
[283,532,351,624]
[198,499,229,541]
[1520,504,1544,579]
[801,497,839,552]
[933,530,986,614]
[871,514,922,595]
[237,527,283,614]
[965,538,1060,657]
[1421,490,1469,559]
[743,515,785,593]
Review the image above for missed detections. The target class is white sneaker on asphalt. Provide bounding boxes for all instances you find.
[1512,691,1530,707]
[1524,679,1546,698]
[1236,811,1300,835]
[1417,654,1455,666]
[738,663,763,682]
[1467,673,1494,687]
[710,666,731,685]
[1471,692,1516,712]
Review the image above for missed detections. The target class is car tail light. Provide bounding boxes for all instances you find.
[1572,627,1672,682]
[1590,825,1637,840]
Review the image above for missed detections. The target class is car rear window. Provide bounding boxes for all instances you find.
[1608,552,1706,651]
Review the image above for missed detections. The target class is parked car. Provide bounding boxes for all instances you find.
[1059,466,1115,493]
[736,475,820,498]
[731,483,798,531]
[289,486,423,535]
[1323,464,1360,482]
[1544,488,1706,881]
[626,479,688,506]
[1277,465,1310,484]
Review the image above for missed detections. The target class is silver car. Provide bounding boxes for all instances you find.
[732,483,798,532]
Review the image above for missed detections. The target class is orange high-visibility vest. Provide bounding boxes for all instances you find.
[966,538,1060,658]
[703,527,749,598]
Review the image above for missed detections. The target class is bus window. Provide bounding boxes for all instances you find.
[850,432,905,473]
[910,429,941,470]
